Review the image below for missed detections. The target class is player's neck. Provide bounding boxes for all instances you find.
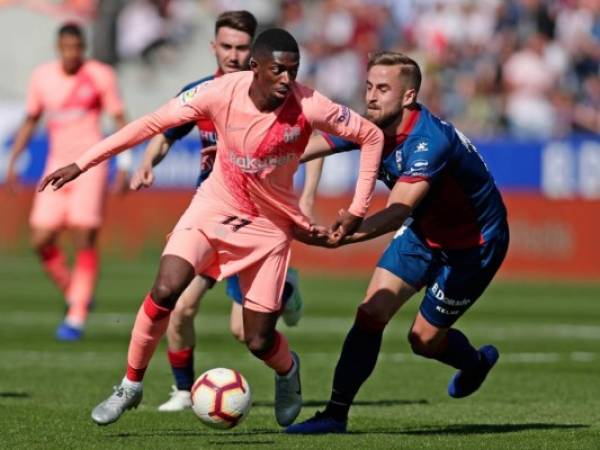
[61,61,84,76]
[389,104,419,137]
[248,83,284,112]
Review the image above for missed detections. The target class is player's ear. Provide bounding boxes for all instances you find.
[249,58,259,73]
[402,89,417,107]
[210,39,216,55]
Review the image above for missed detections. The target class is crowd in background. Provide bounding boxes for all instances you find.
[10,0,600,138]
[269,0,599,138]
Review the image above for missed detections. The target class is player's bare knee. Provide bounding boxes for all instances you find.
[244,333,273,356]
[32,241,48,255]
[31,234,54,253]
[151,281,181,309]
[408,329,439,358]
[178,303,198,321]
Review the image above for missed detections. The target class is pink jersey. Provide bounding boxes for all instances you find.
[27,59,124,168]
[75,71,383,229]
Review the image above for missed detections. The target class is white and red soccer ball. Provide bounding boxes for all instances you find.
[191,368,252,429]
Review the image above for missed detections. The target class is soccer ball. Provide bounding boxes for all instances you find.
[191,368,252,429]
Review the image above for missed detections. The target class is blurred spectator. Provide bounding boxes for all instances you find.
[503,32,559,137]
[117,0,196,66]
[573,74,600,133]
[92,0,125,65]
[8,0,598,137]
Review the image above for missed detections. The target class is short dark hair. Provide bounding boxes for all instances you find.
[251,28,299,58]
[58,22,85,41]
[367,51,422,92]
[215,10,258,38]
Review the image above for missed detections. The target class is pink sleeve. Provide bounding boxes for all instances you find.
[304,91,383,217]
[99,67,124,115]
[25,71,43,118]
[75,97,205,171]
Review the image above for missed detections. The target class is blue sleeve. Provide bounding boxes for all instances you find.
[163,121,196,142]
[399,134,451,182]
[162,78,209,142]
[321,133,358,153]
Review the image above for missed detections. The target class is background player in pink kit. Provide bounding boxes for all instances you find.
[6,23,128,341]
[129,10,317,412]
[40,28,383,427]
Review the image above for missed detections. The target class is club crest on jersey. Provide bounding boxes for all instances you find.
[180,87,198,104]
[336,105,351,125]
[283,126,301,144]
[415,141,429,153]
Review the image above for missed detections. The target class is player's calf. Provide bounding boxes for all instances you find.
[407,328,447,358]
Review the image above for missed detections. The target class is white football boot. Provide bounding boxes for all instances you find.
[91,379,143,425]
[275,351,302,426]
[157,386,192,411]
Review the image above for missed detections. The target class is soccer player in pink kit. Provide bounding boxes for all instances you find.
[6,23,127,341]
[40,28,383,427]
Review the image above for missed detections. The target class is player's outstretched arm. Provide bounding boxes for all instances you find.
[307,96,383,241]
[299,133,335,163]
[112,113,132,194]
[340,179,430,246]
[73,96,202,176]
[6,115,40,193]
[39,163,82,192]
[325,116,383,243]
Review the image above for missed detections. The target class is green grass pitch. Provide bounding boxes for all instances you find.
[1,254,599,449]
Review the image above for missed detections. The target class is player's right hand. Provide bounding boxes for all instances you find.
[329,209,363,244]
[38,163,82,191]
[130,164,155,190]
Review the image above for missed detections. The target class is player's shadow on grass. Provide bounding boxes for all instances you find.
[107,429,281,442]
[0,392,30,399]
[350,423,589,436]
[252,399,428,408]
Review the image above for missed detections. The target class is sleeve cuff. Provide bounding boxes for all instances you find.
[348,203,367,218]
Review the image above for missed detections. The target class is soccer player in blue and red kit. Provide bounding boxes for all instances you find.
[288,52,509,433]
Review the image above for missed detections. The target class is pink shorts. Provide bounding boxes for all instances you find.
[162,193,292,313]
[30,163,108,230]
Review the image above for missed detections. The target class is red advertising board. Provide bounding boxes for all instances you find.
[1,190,599,280]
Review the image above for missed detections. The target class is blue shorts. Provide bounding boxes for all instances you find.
[225,275,243,305]
[377,224,509,328]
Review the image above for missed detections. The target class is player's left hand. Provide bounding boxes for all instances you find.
[38,163,82,191]
[329,209,363,244]
[293,224,337,247]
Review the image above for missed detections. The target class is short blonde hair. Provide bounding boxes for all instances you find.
[367,51,421,92]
